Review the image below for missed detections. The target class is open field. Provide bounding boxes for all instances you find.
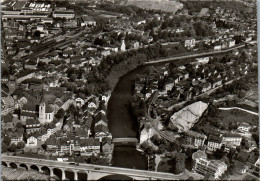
[214,109,258,127]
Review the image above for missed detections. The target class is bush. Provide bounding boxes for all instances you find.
[8,143,17,152]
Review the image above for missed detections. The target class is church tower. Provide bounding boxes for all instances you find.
[39,92,46,124]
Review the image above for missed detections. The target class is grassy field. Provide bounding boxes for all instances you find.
[215,109,258,127]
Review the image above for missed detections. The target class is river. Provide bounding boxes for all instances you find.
[107,65,148,170]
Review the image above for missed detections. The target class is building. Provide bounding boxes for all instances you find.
[214,45,222,51]
[207,135,222,152]
[38,97,55,124]
[184,130,207,148]
[221,133,242,148]
[10,132,23,145]
[102,142,113,153]
[79,138,100,153]
[195,57,209,64]
[192,151,227,179]
[237,122,251,133]
[120,39,126,52]
[26,136,38,147]
[228,40,236,47]
[53,9,75,19]
[26,119,41,134]
[81,16,96,26]
[184,38,196,48]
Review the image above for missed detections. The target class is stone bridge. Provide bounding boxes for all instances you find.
[2,155,189,180]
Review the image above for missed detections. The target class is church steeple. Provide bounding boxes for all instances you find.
[39,88,46,124]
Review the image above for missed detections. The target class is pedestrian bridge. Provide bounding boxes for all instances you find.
[112,138,138,143]
[1,155,190,180]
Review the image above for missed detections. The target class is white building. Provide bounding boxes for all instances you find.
[192,151,227,180]
[221,134,242,147]
[26,136,38,147]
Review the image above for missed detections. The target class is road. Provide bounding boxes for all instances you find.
[2,155,193,180]
[218,107,258,116]
[144,44,246,65]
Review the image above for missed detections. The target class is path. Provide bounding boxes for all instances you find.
[218,107,258,116]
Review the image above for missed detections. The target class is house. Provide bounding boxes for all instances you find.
[136,20,146,25]
[228,40,236,47]
[102,142,113,153]
[79,138,100,153]
[88,99,98,109]
[94,125,112,139]
[184,38,196,48]
[75,97,85,107]
[192,150,227,179]
[81,16,96,26]
[196,57,209,64]
[221,133,242,148]
[183,130,207,148]
[221,41,228,49]
[94,111,108,127]
[201,82,212,93]
[26,119,41,134]
[237,122,251,133]
[101,50,110,57]
[207,135,222,152]
[214,45,221,51]
[26,136,38,147]
[10,132,23,145]
[245,37,252,42]
[101,93,110,105]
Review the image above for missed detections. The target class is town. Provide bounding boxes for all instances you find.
[1,0,259,180]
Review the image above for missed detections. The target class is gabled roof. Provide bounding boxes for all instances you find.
[79,138,100,147]
[208,135,222,144]
[94,124,109,133]
[26,119,40,125]
[21,112,37,118]
[95,111,108,124]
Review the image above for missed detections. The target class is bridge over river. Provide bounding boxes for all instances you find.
[2,155,196,180]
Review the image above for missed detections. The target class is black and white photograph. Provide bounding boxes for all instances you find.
[0,0,259,180]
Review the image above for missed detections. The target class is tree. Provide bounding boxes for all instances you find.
[175,153,186,174]
[2,143,8,153]
[3,136,11,146]
[8,143,17,152]
[41,144,47,151]
[17,141,25,149]
[252,133,259,147]
[55,108,65,119]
